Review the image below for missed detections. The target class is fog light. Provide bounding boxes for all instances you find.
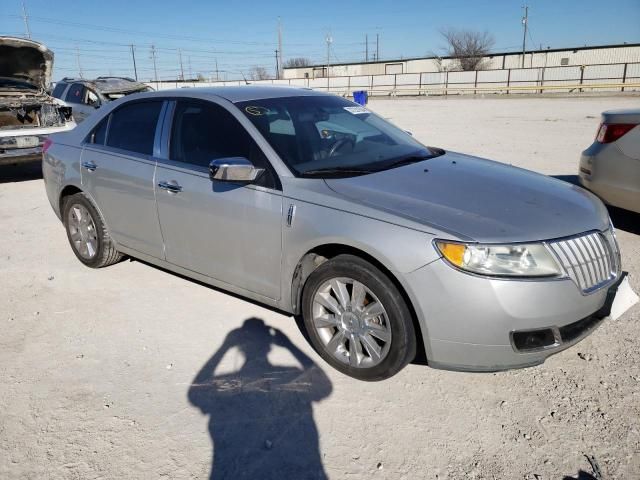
[512,329,556,352]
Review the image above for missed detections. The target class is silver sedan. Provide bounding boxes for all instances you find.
[42,87,635,380]
[580,109,640,213]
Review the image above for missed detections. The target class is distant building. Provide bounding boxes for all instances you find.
[283,43,640,79]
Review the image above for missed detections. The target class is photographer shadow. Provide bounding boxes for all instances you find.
[188,317,332,480]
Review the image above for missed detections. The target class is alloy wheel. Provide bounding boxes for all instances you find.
[311,277,392,368]
[67,203,99,260]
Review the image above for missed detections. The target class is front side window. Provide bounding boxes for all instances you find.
[236,95,441,177]
[169,100,277,188]
[106,101,162,155]
[65,83,85,104]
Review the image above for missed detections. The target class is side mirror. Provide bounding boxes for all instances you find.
[209,157,264,184]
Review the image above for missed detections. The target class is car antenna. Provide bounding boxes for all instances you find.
[240,71,250,85]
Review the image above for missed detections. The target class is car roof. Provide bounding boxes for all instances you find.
[139,85,330,103]
[59,76,147,94]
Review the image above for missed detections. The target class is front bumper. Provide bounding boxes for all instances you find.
[402,258,625,372]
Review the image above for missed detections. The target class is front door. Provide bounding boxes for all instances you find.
[154,100,283,300]
[81,100,165,259]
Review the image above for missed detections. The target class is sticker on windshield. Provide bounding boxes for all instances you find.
[344,106,368,115]
[245,106,270,116]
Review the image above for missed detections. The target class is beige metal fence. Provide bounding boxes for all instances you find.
[147,62,640,96]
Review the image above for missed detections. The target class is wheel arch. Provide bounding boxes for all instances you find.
[58,186,113,246]
[59,184,83,214]
[290,243,428,364]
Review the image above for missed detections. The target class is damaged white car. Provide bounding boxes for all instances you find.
[0,36,75,165]
[52,77,153,123]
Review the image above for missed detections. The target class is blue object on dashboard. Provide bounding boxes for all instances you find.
[353,90,368,106]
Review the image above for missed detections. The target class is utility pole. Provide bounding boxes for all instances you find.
[521,5,529,68]
[215,58,219,82]
[365,34,368,62]
[188,56,193,81]
[178,49,185,81]
[21,1,31,39]
[130,44,138,81]
[75,46,84,78]
[376,33,380,62]
[325,35,333,91]
[277,17,283,79]
[150,45,159,84]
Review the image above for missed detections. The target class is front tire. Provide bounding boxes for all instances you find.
[301,254,416,381]
[62,192,122,268]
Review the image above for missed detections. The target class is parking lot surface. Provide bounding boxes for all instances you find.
[1,95,639,479]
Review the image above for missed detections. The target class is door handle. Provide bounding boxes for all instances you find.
[158,181,183,193]
[82,161,97,172]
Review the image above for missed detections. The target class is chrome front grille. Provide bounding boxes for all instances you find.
[547,230,619,294]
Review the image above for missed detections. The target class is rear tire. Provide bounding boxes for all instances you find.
[62,192,122,268]
[301,254,416,381]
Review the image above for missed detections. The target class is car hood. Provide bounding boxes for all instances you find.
[0,36,53,91]
[324,151,609,243]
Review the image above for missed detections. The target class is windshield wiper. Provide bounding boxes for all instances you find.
[375,154,433,172]
[301,166,374,178]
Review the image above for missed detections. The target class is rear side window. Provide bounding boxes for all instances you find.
[65,83,85,104]
[52,83,67,99]
[106,101,162,156]
[90,117,109,145]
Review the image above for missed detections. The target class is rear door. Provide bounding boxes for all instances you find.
[80,100,165,259]
[154,99,283,299]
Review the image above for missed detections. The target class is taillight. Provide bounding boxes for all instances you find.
[595,123,637,144]
[42,138,53,153]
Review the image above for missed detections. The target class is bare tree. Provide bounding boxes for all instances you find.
[440,29,495,71]
[249,66,272,80]
[283,57,311,69]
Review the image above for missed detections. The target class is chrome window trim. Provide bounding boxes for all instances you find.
[81,143,157,167]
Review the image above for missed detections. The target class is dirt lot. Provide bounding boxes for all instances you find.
[1,95,639,480]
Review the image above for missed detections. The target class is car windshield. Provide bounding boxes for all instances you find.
[236,95,442,177]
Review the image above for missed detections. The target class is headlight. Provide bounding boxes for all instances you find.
[435,240,562,277]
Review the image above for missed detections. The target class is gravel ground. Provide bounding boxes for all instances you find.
[1,95,639,480]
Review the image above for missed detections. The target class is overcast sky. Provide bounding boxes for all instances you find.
[2,0,639,81]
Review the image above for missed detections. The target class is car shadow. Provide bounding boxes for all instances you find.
[562,471,599,480]
[188,317,332,480]
[553,174,640,236]
[0,160,43,184]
